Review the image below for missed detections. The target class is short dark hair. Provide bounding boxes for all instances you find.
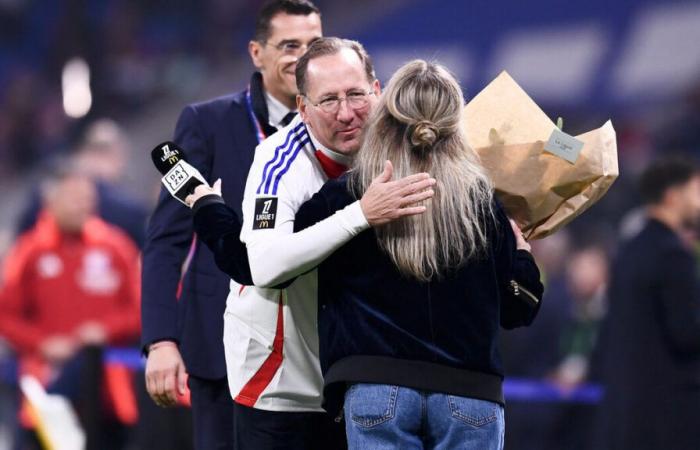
[40,158,91,200]
[639,155,700,205]
[254,0,320,43]
[295,37,376,95]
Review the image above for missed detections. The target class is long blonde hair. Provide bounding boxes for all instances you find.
[350,60,494,281]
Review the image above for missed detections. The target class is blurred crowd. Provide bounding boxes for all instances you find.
[1,1,700,450]
[0,0,263,179]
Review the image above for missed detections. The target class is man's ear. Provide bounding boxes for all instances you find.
[249,40,264,69]
[372,78,381,96]
[297,95,308,122]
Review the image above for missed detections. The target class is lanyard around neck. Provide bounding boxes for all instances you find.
[245,85,267,145]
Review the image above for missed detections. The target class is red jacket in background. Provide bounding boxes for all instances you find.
[0,211,141,356]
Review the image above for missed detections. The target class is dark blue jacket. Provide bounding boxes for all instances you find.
[294,177,544,413]
[141,73,274,379]
[192,175,543,408]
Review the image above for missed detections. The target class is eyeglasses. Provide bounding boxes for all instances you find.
[265,39,315,55]
[304,90,376,114]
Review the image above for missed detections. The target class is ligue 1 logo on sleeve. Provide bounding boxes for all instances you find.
[253,197,278,229]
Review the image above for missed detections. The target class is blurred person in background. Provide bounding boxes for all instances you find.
[0,164,141,449]
[17,118,149,248]
[500,231,574,450]
[591,155,700,450]
[538,245,609,450]
[140,1,322,449]
[501,231,573,379]
[551,245,608,391]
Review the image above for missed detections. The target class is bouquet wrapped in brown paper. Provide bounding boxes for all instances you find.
[464,71,618,240]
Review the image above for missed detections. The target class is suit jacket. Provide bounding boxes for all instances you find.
[141,72,275,379]
[592,219,700,450]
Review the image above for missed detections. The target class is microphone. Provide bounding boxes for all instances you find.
[150,141,206,205]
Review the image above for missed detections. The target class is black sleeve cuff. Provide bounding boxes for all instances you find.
[192,194,225,215]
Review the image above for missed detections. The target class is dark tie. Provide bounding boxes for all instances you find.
[281,112,297,127]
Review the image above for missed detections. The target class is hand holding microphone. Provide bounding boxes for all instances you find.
[150,141,206,205]
[185,179,222,208]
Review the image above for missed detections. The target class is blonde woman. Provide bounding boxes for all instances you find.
[293,60,544,449]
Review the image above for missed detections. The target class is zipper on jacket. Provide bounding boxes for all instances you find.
[510,280,539,305]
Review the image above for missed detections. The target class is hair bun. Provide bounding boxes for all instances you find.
[410,120,439,147]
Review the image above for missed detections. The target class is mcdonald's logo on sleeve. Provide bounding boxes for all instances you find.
[253,198,278,230]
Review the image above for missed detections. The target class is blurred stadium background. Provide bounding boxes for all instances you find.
[1,0,699,449]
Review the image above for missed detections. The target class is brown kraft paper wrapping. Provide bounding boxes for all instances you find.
[464,71,619,239]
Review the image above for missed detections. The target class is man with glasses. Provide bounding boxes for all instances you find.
[185,37,434,449]
[141,2,321,449]
[229,36,433,449]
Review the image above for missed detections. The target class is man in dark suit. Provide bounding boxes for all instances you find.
[592,156,700,450]
[140,2,322,449]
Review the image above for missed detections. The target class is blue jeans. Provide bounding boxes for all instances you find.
[344,383,504,450]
